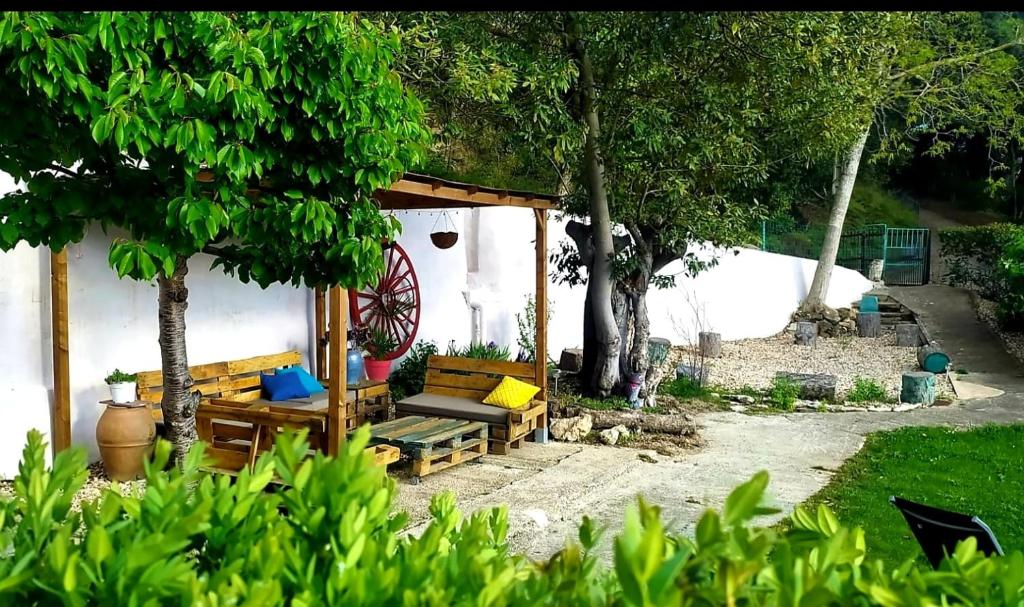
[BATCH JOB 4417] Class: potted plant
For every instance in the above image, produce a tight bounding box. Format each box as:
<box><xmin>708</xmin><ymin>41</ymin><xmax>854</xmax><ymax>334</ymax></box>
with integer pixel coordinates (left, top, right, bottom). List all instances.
<box><xmin>364</xmin><ymin>327</ymin><xmax>398</xmax><ymax>381</ymax></box>
<box><xmin>104</xmin><ymin>369</ymin><xmax>137</xmax><ymax>404</ymax></box>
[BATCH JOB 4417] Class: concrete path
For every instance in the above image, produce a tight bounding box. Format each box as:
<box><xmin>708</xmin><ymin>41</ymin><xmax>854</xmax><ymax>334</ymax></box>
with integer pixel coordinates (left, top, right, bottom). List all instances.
<box><xmin>395</xmin><ymin>285</ymin><xmax>1024</xmax><ymax>561</ymax></box>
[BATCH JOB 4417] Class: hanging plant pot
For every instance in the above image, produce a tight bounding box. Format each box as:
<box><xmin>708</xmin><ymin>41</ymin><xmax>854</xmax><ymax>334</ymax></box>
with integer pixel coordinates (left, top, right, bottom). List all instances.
<box><xmin>430</xmin><ymin>231</ymin><xmax>459</xmax><ymax>249</ymax></box>
<box><xmin>429</xmin><ymin>210</ymin><xmax>459</xmax><ymax>250</ymax></box>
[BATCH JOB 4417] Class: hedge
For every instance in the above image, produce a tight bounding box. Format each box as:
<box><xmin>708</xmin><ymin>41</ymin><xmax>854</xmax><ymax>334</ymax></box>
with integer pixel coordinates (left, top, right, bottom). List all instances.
<box><xmin>940</xmin><ymin>223</ymin><xmax>1024</xmax><ymax>327</ymax></box>
<box><xmin>2</xmin><ymin>429</ymin><xmax>1023</xmax><ymax>605</ymax></box>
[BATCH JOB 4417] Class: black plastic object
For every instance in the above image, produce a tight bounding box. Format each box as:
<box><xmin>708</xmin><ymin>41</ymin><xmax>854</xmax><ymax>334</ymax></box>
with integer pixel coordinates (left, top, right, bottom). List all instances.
<box><xmin>890</xmin><ymin>496</ymin><xmax>1003</xmax><ymax>569</ymax></box>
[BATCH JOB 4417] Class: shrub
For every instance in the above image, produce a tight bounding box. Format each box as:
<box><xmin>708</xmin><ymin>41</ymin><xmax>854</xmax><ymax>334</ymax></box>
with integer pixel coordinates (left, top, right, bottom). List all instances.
<box><xmin>846</xmin><ymin>377</ymin><xmax>889</xmax><ymax>403</ymax></box>
<box><xmin>447</xmin><ymin>340</ymin><xmax>511</xmax><ymax>361</ymax></box>
<box><xmin>388</xmin><ymin>340</ymin><xmax>437</xmax><ymax>401</ymax></box>
<box><xmin>3</xmin><ymin>431</ymin><xmax>1024</xmax><ymax>604</ymax></box>
<box><xmin>998</xmin><ymin>230</ymin><xmax>1024</xmax><ymax>329</ymax></box>
<box><xmin>769</xmin><ymin>375</ymin><xmax>800</xmax><ymax>410</ymax></box>
<box><xmin>659</xmin><ymin>376</ymin><xmax>712</xmax><ymax>400</ymax></box>
<box><xmin>939</xmin><ymin>223</ymin><xmax>1022</xmax><ymax>298</ymax></box>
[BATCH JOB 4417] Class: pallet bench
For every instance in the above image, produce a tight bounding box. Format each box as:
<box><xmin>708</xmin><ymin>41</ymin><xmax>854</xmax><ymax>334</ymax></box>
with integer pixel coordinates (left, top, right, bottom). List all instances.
<box><xmin>365</xmin><ymin>415</ymin><xmax>488</xmax><ymax>478</ymax></box>
<box><xmin>395</xmin><ymin>355</ymin><xmax>547</xmax><ymax>455</ymax></box>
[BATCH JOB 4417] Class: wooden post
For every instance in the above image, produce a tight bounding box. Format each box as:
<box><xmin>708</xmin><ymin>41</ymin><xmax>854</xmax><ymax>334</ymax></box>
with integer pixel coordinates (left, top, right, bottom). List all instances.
<box><xmin>50</xmin><ymin>249</ymin><xmax>71</xmax><ymax>454</ymax></box>
<box><xmin>794</xmin><ymin>321</ymin><xmax>817</xmax><ymax>346</ymax></box>
<box><xmin>857</xmin><ymin>311</ymin><xmax>881</xmax><ymax>338</ymax></box>
<box><xmin>901</xmin><ymin>371</ymin><xmax>935</xmax><ymax>405</ymax></box>
<box><xmin>698</xmin><ymin>332</ymin><xmax>722</xmax><ymax>357</ymax></box>
<box><xmin>534</xmin><ymin>208</ymin><xmax>549</xmax><ymax>443</ymax></box>
<box><xmin>895</xmin><ymin>323</ymin><xmax>921</xmax><ymax>347</ymax></box>
<box><xmin>327</xmin><ymin>286</ymin><xmax>347</xmax><ymax>456</ymax></box>
<box><xmin>314</xmin><ymin>287</ymin><xmax>326</xmax><ymax>380</ymax></box>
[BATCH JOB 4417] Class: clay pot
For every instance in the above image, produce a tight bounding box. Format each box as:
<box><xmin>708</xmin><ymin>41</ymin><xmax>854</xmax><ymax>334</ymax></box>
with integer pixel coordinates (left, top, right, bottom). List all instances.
<box><xmin>96</xmin><ymin>402</ymin><xmax>156</xmax><ymax>481</ymax></box>
<box><xmin>364</xmin><ymin>359</ymin><xmax>392</xmax><ymax>381</ymax></box>
<box><xmin>430</xmin><ymin>231</ymin><xmax>459</xmax><ymax>249</ymax></box>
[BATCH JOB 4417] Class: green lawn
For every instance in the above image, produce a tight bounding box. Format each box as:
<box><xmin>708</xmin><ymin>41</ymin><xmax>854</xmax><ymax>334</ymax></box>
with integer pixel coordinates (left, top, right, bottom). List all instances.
<box><xmin>802</xmin><ymin>424</ymin><xmax>1024</xmax><ymax>565</ymax></box>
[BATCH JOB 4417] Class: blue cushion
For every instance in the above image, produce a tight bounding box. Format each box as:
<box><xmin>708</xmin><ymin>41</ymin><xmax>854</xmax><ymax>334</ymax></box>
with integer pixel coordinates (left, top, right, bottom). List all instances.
<box><xmin>260</xmin><ymin>372</ymin><xmax>310</xmax><ymax>401</ymax></box>
<box><xmin>276</xmin><ymin>366</ymin><xmax>326</xmax><ymax>395</ymax></box>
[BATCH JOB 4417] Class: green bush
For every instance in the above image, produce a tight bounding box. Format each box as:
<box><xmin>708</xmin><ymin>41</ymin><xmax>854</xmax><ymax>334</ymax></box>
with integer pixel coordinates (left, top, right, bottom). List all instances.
<box><xmin>769</xmin><ymin>375</ymin><xmax>800</xmax><ymax>410</ymax></box>
<box><xmin>659</xmin><ymin>376</ymin><xmax>713</xmax><ymax>400</ymax></box>
<box><xmin>999</xmin><ymin>231</ymin><xmax>1024</xmax><ymax>329</ymax></box>
<box><xmin>846</xmin><ymin>377</ymin><xmax>889</xmax><ymax>403</ymax></box>
<box><xmin>388</xmin><ymin>340</ymin><xmax>437</xmax><ymax>401</ymax></box>
<box><xmin>4</xmin><ymin>431</ymin><xmax>1024</xmax><ymax>604</ymax></box>
<box><xmin>447</xmin><ymin>341</ymin><xmax>512</xmax><ymax>361</ymax></box>
<box><xmin>939</xmin><ymin>223</ymin><xmax>1022</xmax><ymax>298</ymax></box>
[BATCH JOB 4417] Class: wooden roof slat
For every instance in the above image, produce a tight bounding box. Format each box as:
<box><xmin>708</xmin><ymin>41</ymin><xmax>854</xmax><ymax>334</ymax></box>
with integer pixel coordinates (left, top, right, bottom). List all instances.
<box><xmin>375</xmin><ymin>173</ymin><xmax>558</xmax><ymax>211</ymax></box>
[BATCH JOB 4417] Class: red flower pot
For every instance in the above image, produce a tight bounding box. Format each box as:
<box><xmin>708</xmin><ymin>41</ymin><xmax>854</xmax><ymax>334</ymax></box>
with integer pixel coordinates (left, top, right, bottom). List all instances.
<box><xmin>364</xmin><ymin>358</ymin><xmax>393</xmax><ymax>382</ymax></box>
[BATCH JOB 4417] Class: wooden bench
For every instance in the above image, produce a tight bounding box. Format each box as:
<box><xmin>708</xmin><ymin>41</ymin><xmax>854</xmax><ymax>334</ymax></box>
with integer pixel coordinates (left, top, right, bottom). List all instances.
<box><xmin>395</xmin><ymin>355</ymin><xmax>547</xmax><ymax>455</ymax></box>
<box><xmin>135</xmin><ymin>351</ymin><xmax>397</xmax><ymax>473</ymax></box>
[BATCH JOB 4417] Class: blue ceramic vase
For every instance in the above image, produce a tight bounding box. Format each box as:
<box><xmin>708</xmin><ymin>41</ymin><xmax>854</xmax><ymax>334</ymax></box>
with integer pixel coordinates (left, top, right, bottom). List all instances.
<box><xmin>346</xmin><ymin>348</ymin><xmax>365</xmax><ymax>384</ymax></box>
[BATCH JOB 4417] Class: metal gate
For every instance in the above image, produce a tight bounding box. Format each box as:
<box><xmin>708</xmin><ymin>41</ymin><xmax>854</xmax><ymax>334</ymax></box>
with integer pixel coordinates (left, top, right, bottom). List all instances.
<box><xmin>837</xmin><ymin>224</ymin><xmax>887</xmax><ymax>276</ymax></box>
<box><xmin>883</xmin><ymin>228</ymin><xmax>930</xmax><ymax>286</ymax></box>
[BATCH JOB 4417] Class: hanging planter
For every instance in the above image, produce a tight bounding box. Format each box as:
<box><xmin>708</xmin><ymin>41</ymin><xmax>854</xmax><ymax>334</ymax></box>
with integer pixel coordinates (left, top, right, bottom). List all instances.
<box><xmin>429</xmin><ymin>210</ymin><xmax>459</xmax><ymax>249</ymax></box>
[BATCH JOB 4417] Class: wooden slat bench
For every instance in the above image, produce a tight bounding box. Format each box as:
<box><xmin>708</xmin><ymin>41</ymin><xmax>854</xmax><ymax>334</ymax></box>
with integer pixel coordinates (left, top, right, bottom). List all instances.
<box><xmin>394</xmin><ymin>355</ymin><xmax>547</xmax><ymax>455</ymax></box>
<box><xmin>135</xmin><ymin>352</ymin><xmax>397</xmax><ymax>473</ymax></box>
<box><xmin>366</xmin><ymin>416</ymin><xmax>488</xmax><ymax>478</ymax></box>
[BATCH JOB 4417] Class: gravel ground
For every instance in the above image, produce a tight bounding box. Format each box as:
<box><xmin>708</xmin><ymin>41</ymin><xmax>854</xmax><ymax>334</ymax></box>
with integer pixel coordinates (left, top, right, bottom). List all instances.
<box><xmin>668</xmin><ymin>331</ymin><xmax>954</xmax><ymax>402</ymax></box>
<box><xmin>974</xmin><ymin>296</ymin><xmax>1024</xmax><ymax>368</ymax></box>
<box><xmin>0</xmin><ymin>462</ymin><xmax>146</xmax><ymax>510</ymax></box>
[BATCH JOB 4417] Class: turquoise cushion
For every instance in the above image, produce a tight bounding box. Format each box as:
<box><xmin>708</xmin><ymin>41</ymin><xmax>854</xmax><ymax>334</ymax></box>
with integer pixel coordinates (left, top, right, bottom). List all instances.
<box><xmin>276</xmin><ymin>366</ymin><xmax>325</xmax><ymax>395</ymax></box>
<box><xmin>260</xmin><ymin>372</ymin><xmax>310</xmax><ymax>401</ymax></box>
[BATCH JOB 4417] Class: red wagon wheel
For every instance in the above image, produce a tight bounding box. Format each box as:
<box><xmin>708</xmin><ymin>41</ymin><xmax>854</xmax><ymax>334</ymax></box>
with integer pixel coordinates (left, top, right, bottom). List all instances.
<box><xmin>348</xmin><ymin>242</ymin><xmax>421</xmax><ymax>360</ymax></box>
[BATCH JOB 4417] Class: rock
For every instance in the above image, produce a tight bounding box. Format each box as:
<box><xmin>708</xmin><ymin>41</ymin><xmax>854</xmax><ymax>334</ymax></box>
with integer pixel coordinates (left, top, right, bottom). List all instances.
<box><xmin>775</xmin><ymin>372</ymin><xmax>837</xmax><ymax>401</ymax></box>
<box><xmin>676</xmin><ymin>364</ymin><xmax>710</xmax><ymax>384</ymax></box>
<box><xmin>549</xmin><ymin>414</ymin><xmax>592</xmax><ymax>442</ymax></box>
<box><xmin>708</xmin><ymin>392</ymin><xmax>721</xmax><ymax>400</ymax></box>
<box><xmin>729</xmin><ymin>405</ymin><xmax>748</xmax><ymax>413</ymax></box>
<box><xmin>839</xmin><ymin>319</ymin><xmax>857</xmax><ymax>333</ymax></box>
<box><xmin>725</xmin><ymin>394</ymin><xmax>755</xmax><ymax>405</ymax></box>
<box><xmin>817</xmin><ymin>320</ymin><xmax>834</xmax><ymax>337</ymax></box>
<box><xmin>837</xmin><ymin>307</ymin><xmax>854</xmax><ymax>321</ymax></box>
<box><xmin>637</xmin><ymin>451</ymin><xmax>659</xmax><ymax>464</ymax></box>
<box><xmin>822</xmin><ymin>307</ymin><xmax>840</xmax><ymax>324</ymax></box>
<box><xmin>523</xmin><ymin>508</ymin><xmax>550</xmax><ymax>529</ymax></box>
<box><xmin>559</xmin><ymin>348</ymin><xmax>583</xmax><ymax>373</ymax></box>
<box><xmin>599</xmin><ymin>427</ymin><xmax>621</xmax><ymax>445</ymax></box>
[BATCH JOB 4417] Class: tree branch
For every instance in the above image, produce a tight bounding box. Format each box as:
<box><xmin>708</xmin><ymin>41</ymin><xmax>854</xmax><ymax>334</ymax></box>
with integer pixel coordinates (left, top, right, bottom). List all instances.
<box><xmin>889</xmin><ymin>39</ymin><xmax>1022</xmax><ymax>82</ymax></box>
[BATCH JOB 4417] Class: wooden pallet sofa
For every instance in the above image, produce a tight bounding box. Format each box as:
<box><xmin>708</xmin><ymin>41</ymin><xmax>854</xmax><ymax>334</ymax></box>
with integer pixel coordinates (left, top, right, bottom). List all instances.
<box><xmin>394</xmin><ymin>355</ymin><xmax>548</xmax><ymax>455</ymax></box>
<box><xmin>135</xmin><ymin>351</ymin><xmax>397</xmax><ymax>472</ymax></box>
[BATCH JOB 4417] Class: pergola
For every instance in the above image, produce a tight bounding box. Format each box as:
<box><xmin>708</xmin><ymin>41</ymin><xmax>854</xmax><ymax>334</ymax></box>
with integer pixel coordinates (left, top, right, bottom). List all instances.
<box><xmin>48</xmin><ymin>173</ymin><xmax>558</xmax><ymax>457</ymax></box>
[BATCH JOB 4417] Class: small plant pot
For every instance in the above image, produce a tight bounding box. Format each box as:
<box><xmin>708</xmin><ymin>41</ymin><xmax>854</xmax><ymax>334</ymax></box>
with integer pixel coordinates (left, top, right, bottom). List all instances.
<box><xmin>430</xmin><ymin>231</ymin><xmax>459</xmax><ymax>249</ymax></box>
<box><xmin>364</xmin><ymin>359</ymin><xmax>392</xmax><ymax>382</ymax></box>
<box><xmin>109</xmin><ymin>381</ymin><xmax>137</xmax><ymax>404</ymax></box>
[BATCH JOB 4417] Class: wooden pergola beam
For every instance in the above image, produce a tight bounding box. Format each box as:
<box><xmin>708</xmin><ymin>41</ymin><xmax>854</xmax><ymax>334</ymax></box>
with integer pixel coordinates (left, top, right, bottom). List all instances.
<box><xmin>376</xmin><ymin>177</ymin><xmax>557</xmax><ymax>211</ymax></box>
<box><xmin>50</xmin><ymin>249</ymin><xmax>71</xmax><ymax>454</ymax></box>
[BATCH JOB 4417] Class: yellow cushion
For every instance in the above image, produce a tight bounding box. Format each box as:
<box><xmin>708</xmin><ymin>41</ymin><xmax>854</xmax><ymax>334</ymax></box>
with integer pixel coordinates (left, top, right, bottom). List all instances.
<box><xmin>482</xmin><ymin>376</ymin><xmax>540</xmax><ymax>409</ymax></box>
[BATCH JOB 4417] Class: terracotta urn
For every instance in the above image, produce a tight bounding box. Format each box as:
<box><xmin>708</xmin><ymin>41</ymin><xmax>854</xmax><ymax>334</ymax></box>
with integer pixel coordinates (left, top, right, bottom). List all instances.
<box><xmin>96</xmin><ymin>401</ymin><xmax>156</xmax><ymax>481</ymax></box>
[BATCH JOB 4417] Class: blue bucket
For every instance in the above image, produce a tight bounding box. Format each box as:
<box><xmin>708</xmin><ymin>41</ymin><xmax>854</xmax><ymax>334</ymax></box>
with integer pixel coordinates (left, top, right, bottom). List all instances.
<box><xmin>860</xmin><ymin>295</ymin><xmax>879</xmax><ymax>313</ymax></box>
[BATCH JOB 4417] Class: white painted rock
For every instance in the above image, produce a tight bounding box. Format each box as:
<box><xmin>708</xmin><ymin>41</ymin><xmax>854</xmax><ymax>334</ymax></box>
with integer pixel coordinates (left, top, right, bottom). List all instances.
<box><xmin>523</xmin><ymin>508</ymin><xmax>550</xmax><ymax>529</ymax></box>
<box><xmin>726</xmin><ymin>394</ymin><xmax>755</xmax><ymax>405</ymax></box>
<box><xmin>599</xmin><ymin>426</ymin><xmax>629</xmax><ymax>445</ymax></box>
<box><xmin>730</xmin><ymin>405</ymin><xmax>748</xmax><ymax>413</ymax></box>
<box><xmin>549</xmin><ymin>414</ymin><xmax>593</xmax><ymax>442</ymax></box>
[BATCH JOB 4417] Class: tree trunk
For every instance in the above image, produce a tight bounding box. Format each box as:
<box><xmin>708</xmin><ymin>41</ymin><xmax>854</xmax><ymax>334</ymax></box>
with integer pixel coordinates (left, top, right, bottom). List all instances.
<box><xmin>587</xmin><ymin>409</ymin><xmax>697</xmax><ymax>436</ymax></box>
<box><xmin>158</xmin><ymin>256</ymin><xmax>200</xmax><ymax>463</ymax></box>
<box><xmin>802</xmin><ymin>126</ymin><xmax>870</xmax><ymax>310</ymax></box>
<box><xmin>568</xmin><ymin>13</ymin><xmax>620</xmax><ymax>396</ymax></box>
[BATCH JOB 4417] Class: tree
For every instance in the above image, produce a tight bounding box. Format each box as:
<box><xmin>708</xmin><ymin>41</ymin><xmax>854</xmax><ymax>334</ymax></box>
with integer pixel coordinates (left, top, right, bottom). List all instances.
<box><xmin>0</xmin><ymin>12</ymin><xmax>428</xmax><ymax>459</ymax></box>
<box><xmin>395</xmin><ymin>12</ymin><xmax>874</xmax><ymax>399</ymax></box>
<box><xmin>801</xmin><ymin>12</ymin><xmax>1023</xmax><ymax>310</ymax></box>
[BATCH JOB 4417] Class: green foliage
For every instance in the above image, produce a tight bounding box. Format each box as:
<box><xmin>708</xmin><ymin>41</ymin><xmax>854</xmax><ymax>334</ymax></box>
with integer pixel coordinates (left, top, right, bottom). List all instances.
<box><xmin>845</xmin><ymin>180</ymin><xmax>918</xmax><ymax>227</ymax></box>
<box><xmin>658</xmin><ymin>376</ymin><xmax>717</xmax><ymax>401</ymax></box>
<box><xmin>0</xmin><ymin>12</ymin><xmax>429</xmax><ymax>290</ymax></box>
<box><xmin>560</xmin><ymin>392</ymin><xmax>633</xmax><ymax>412</ymax></box>
<box><xmin>940</xmin><ymin>223</ymin><xmax>1022</xmax><ymax>297</ymax></box>
<box><xmin>999</xmin><ymin>229</ymin><xmax>1024</xmax><ymax>329</ymax></box>
<box><xmin>6</xmin><ymin>430</ymin><xmax>1024</xmax><ymax>604</ymax></box>
<box><xmin>803</xmin><ymin>424</ymin><xmax>1024</xmax><ymax>565</ymax></box>
<box><xmin>769</xmin><ymin>376</ymin><xmax>800</xmax><ymax>411</ymax></box>
<box><xmin>102</xmin><ymin>369</ymin><xmax>136</xmax><ymax>384</ymax></box>
<box><xmin>447</xmin><ymin>341</ymin><xmax>511</xmax><ymax>361</ymax></box>
<box><xmin>365</xmin><ymin>327</ymin><xmax>398</xmax><ymax>361</ymax></box>
<box><xmin>846</xmin><ymin>377</ymin><xmax>889</xmax><ymax>403</ymax></box>
<box><xmin>388</xmin><ymin>340</ymin><xmax>437</xmax><ymax>401</ymax></box>
<box><xmin>515</xmin><ymin>296</ymin><xmax>551</xmax><ymax>363</ymax></box>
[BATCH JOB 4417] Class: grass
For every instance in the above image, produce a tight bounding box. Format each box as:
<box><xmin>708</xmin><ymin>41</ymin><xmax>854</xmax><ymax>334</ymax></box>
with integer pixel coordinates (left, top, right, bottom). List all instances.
<box><xmin>768</xmin><ymin>376</ymin><xmax>799</xmax><ymax>411</ymax></box>
<box><xmin>801</xmin><ymin>424</ymin><xmax>1024</xmax><ymax>565</ymax></box>
<box><xmin>659</xmin><ymin>376</ymin><xmax>719</xmax><ymax>401</ymax></box>
<box><xmin>845</xmin><ymin>377</ymin><xmax>890</xmax><ymax>403</ymax></box>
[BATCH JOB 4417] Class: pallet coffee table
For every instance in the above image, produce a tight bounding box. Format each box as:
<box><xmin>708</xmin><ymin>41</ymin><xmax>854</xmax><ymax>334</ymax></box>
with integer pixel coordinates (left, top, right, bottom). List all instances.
<box><xmin>363</xmin><ymin>416</ymin><xmax>488</xmax><ymax>479</ymax></box>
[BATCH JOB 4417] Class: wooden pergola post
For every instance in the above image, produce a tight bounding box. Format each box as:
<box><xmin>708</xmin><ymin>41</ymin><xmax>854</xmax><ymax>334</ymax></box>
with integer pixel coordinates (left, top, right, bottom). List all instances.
<box><xmin>534</xmin><ymin>209</ymin><xmax>548</xmax><ymax>401</ymax></box>
<box><xmin>314</xmin><ymin>287</ymin><xmax>326</xmax><ymax>381</ymax></box>
<box><xmin>50</xmin><ymin>249</ymin><xmax>72</xmax><ymax>454</ymax></box>
<box><xmin>326</xmin><ymin>286</ymin><xmax>347</xmax><ymax>456</ymax></box>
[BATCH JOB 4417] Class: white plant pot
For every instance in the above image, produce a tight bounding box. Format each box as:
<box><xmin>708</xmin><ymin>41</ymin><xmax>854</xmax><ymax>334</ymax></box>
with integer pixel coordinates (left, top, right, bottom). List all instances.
<box><xmin>109</xmin><ymin>382</ymin><xmax>136</xmax><ymax>404</ymax></box>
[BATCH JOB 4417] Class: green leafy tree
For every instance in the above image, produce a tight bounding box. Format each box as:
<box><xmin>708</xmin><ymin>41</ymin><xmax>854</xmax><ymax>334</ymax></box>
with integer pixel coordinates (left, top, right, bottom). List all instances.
<box><xmin>802</xmin><ymin>12</ymin><xmax>1024</xmax><ymax>311</ymax></box>
<box><xmin>393</xmin><ymin>12</ymin><xmax>871</xmax><ymax>398</ymax></box>
<box><xmin>0</xmin><ymin>12</ymin><xmax>428</xmax><ymax>458</ymax></box>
